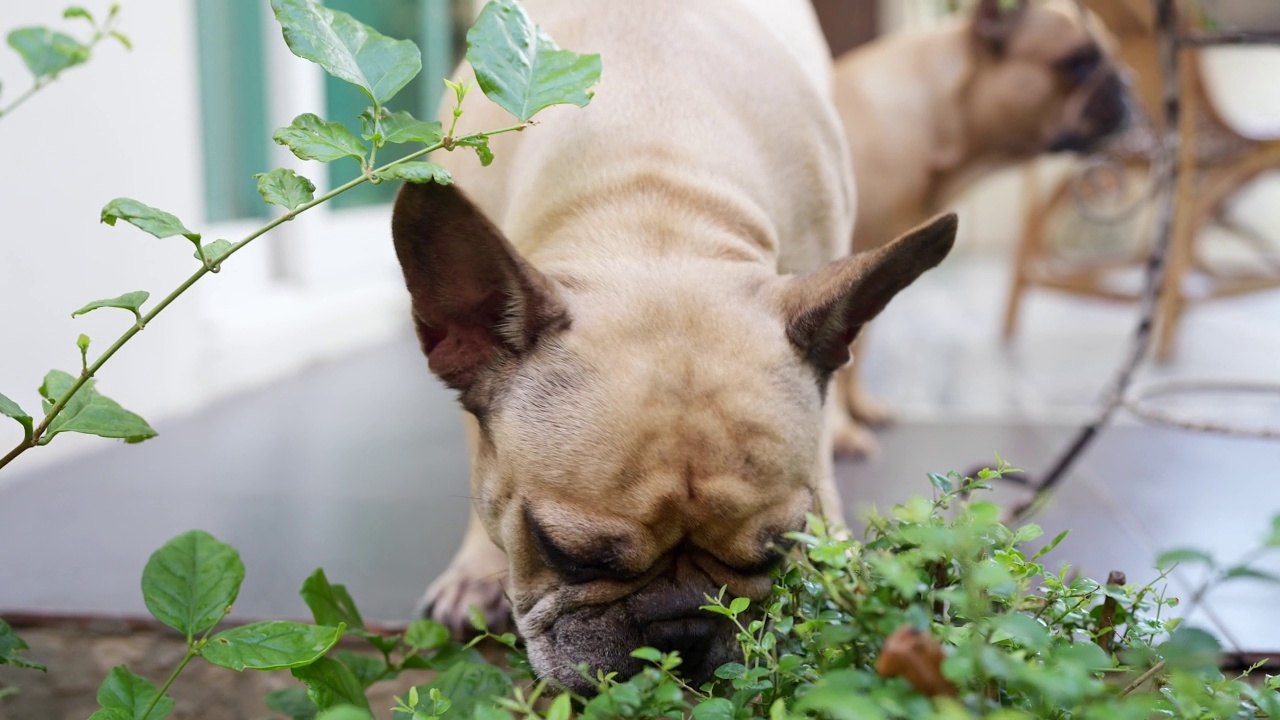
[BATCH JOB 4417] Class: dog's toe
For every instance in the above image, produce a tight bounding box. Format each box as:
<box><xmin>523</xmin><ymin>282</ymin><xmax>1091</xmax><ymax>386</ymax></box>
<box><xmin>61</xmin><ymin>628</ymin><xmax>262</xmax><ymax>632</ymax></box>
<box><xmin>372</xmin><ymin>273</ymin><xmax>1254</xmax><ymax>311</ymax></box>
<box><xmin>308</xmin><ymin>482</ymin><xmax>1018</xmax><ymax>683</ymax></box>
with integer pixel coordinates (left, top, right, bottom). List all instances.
<box><xmin>417</xmin><ymin>565</ymin><xmax>512</xmax><ymax>640</ymax></box>
<box><xmin>832</xmin><ymin>416</ymin><xmax>882</xmax><ymax>459</ymax></box>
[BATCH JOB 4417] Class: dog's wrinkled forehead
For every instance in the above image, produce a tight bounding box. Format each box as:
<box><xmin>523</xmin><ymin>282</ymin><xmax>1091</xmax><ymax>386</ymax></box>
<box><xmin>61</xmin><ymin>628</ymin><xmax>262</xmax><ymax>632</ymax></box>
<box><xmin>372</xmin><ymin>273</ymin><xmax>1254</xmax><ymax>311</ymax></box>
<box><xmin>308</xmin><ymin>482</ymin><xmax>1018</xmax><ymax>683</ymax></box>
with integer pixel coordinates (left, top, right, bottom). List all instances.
<box><xmin>1005</xmin><ymin>4</ymin><xmax>1098</xmax><ymax>63</ymax></box>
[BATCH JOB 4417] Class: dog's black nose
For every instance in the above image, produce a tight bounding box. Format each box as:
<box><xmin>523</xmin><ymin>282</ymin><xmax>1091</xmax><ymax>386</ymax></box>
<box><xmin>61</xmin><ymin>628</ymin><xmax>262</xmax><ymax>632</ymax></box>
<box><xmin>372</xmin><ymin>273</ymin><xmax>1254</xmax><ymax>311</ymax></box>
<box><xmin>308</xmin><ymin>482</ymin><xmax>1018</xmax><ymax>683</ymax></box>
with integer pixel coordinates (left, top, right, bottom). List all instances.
<box><xmin>643</xmin><ymin>616</ymin><xmax>721</xmax><ymax>670</ymax></box>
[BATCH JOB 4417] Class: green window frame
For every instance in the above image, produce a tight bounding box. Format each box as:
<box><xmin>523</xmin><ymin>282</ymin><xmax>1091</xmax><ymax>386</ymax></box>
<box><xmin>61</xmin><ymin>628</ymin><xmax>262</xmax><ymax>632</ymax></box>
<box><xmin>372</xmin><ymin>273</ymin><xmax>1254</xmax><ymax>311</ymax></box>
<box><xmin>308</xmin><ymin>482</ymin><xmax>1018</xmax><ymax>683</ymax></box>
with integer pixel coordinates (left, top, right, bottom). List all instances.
<box><xmin>195</xmin><ymin>0</ymin><xmax>467</xmax><ymax>221</ymax></box>
<box><xmin>195</xmin><ymin>0</ymin><xmax>271</xmax><ymax>223</ymax></box>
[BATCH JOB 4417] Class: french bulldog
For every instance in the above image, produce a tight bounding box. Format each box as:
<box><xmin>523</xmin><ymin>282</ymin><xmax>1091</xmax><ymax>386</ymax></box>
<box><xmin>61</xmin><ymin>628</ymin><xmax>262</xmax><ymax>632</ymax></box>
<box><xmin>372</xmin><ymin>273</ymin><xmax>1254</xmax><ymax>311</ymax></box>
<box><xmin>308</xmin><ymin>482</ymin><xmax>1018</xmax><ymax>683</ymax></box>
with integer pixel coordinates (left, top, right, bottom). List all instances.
<box><xmin>828</xmin><ymin>0</ymin><xmax>1128</xmax><ymax>456</ymax></box>
<box><xmin>391</xmin><ymin>0</ymin><xmax>957</xmax><ymax>694</ymax></box>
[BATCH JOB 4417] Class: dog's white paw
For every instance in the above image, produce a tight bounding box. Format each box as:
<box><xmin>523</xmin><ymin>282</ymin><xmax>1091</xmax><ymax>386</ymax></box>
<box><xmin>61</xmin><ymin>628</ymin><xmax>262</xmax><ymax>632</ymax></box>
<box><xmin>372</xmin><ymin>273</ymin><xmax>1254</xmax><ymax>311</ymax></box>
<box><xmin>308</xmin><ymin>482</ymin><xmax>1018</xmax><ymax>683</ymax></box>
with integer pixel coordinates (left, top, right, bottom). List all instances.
<box><xmin>416</xmin><ymin>561</ymin><xmax>512</xmax><ymax>640</ymax></box>
<box><xmin>831</xmin><ymin>414</ymin><xmax>882</xmax><ymax>459</ymax></box>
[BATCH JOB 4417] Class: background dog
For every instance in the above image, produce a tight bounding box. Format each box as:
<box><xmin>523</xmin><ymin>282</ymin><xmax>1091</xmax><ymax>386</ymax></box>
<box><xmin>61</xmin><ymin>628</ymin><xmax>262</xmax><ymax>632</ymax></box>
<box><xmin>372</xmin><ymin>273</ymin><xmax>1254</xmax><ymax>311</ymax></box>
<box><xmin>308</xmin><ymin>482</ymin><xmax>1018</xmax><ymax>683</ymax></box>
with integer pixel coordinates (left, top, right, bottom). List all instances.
<box><xmin>828</xmin><ymin>0</ymin><xmax>1128</xmax><ymax>456</ymax></box>
<box><xmin>390</xmin><ymin>0</ymin><xmax>956</xmax><ymax>694</ymax></box>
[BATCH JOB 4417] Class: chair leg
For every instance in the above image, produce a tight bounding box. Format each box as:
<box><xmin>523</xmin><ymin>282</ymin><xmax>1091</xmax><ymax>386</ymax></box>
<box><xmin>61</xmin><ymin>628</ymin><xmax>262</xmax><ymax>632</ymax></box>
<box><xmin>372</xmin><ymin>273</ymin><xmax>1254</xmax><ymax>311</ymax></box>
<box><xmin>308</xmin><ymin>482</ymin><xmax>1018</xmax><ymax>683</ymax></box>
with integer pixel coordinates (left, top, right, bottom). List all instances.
<box><xmin>1155</xmin><ymin>48</ymin><xmax>1200</xmax><ymax>363</ymax></box>
<box><xmin>1002</xmin><ymin>163</ymin><xmax>1046</xmax><ymax>341</ymax></box>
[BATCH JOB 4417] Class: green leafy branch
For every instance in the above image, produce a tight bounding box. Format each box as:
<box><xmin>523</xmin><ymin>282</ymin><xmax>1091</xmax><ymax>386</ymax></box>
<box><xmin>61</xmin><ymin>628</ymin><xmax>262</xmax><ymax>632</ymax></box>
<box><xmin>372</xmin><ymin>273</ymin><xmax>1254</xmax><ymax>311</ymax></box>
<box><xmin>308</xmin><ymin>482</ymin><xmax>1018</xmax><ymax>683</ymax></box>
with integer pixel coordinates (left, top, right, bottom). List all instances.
<box><xmin>0</xmin><ymin>0</ymin><xmax>600</xmax><ymax>473</ymax></box>
<box><xmin>0</xmin><ymin>4</ymin><xmax>131</xmax><ymax>121</ymax></box>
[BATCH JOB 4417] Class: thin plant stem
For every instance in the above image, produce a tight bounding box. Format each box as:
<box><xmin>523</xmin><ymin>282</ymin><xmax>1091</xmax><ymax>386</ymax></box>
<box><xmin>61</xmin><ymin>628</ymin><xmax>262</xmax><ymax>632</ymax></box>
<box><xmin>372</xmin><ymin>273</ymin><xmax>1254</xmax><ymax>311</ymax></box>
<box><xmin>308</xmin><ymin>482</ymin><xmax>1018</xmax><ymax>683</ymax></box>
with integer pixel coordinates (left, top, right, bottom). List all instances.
<box><xmin>0</xmin><ymin>122</ymin><xmax>530</xmax><ymax>472</ymax></box>
<box><xmin>0</xmin><ymin>80</ymin><xmax>47</xmax><ymax>120</ymax></box>
<box><xmin>140</xmin><ymin>649</ymin><xmax>196</xmax><ymax>720</ymax></box>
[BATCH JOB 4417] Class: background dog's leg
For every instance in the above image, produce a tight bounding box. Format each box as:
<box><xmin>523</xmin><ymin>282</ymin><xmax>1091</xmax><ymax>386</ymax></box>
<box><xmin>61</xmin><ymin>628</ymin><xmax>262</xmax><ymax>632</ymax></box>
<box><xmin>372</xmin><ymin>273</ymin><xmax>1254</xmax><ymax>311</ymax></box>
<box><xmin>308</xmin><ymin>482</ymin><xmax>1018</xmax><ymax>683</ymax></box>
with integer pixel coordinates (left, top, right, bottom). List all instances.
<box><xmin>416</xmin><ymin>509</ymin><xmax>512</xmax><ymax>639</ymax></box>
<box><xmin>842</xmin><ymin>332</ymin><xmax>895</xmax><ymax>427</ymax></box>
<box><xmin>830</xmin><ymin>330</ymin><xmax>897</xmax><ymax>458</ymax></box>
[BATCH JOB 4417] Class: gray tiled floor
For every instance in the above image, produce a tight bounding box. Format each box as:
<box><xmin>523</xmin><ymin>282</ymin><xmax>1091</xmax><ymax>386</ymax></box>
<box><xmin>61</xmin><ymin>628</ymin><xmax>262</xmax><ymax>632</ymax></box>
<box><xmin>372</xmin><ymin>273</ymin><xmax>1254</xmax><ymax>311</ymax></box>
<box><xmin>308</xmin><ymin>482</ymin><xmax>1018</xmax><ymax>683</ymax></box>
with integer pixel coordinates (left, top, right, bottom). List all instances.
<box><xmin>1</xmin><ymin>255</ymin><xmax>1278</xmax><ymax>653</ymax></box>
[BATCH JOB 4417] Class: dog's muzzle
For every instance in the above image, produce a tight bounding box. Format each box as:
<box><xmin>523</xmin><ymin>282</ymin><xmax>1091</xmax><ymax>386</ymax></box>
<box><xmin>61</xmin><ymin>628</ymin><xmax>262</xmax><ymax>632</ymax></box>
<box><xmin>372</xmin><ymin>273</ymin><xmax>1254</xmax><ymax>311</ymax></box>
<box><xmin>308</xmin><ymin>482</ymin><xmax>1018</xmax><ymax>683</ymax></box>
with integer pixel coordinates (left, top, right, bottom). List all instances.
<box><xmin>1050</xmin><ymin>68</ymin><xmax>1131</xmax><ymax>153</ymax></box>
<box><xmin>525</xmin><ymin>569</ymin><xmax>747</xmax><ymax>696</ymax></box>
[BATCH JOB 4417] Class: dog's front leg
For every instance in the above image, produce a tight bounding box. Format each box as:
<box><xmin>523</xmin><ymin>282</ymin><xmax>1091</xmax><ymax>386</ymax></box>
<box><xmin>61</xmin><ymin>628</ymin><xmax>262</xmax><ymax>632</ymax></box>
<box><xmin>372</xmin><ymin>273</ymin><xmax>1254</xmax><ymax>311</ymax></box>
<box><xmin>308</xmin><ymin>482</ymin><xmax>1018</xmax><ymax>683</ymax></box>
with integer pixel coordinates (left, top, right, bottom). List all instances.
<box><xmin>416</xmin><ymin>507</ymin><xmax>512</xmax><ymax>638</ymax></box>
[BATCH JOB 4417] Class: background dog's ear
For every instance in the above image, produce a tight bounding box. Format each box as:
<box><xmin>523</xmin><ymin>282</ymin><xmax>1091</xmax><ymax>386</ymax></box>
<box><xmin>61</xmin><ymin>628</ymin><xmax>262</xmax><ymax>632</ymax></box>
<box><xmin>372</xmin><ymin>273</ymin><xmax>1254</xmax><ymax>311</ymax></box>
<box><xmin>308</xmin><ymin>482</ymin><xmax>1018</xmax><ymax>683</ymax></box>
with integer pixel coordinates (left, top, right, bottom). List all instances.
<box><xmin>781</xmin><ymin>213</ymin><xmax>957</xmax><ymax>377</ymax></box>
<box><xmin>973</xmin><ymin>0</ymin><xmax>1029</xmax><ymax>57</ymax></box>
<box><xmin>391</xmin><ymin>181</ymin><xmax>568</xmax><ymax>398</ymax></box>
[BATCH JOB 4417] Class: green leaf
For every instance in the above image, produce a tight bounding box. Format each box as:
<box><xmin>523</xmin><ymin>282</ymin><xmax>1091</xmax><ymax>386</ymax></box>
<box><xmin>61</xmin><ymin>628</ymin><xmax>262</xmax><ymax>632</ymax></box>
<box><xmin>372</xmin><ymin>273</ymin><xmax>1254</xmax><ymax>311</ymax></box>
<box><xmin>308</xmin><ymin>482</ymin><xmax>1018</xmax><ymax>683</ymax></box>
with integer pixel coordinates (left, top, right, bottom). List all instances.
<box><xmin>273</xmin><ymin>113</ymin><xmax>368</xmax><ymax>164</ymax></box>
<box><xmin>928</xmin><ymin>472</ymin><xmax>953</xmax><ymax>493</ymax></box>
<box><xmin>0</xmin><ymin>392</ymin><xmax>34</xmax><ymax>445</ymax></box>
<box><xmin>690</xmin><ymin>698</ymin><xmax>736</xmax><ymax>720</ymax></box>
<box><xmin>314</xmin><ymin>708</ymin><xmax>374</xmax><ymax>720</ymax></box>
<box><xmin>95</xmin><ymin>665</ymin><xmax>174</xmax><ymax>720</ymax></box>
<box><xmin>195</xmin><ymin>239</ymin><xmax>234</xmax><ymax>266</ymax></box>
<box><xmin>202</xmin><ymin>621</ymin><xmax>343</xmax><ymax>671</ymax></box>
<box><xmin>544</xmin><ymin>694</ymin><xmax>571</xmax><ymax>720</ymax></box>
<box><xmin>1155</xmin><ymin>547</ymin><xmax>1215</xmax><ymax>570</ymax></box>
<box><xmin>141</xmin><ymin>529</ymin><xmax>244</xmax><ymax>638</ymax></box>
<box><xmin>299</xmin><ymin>568</ymin><xmax>366</xmax><ymax>631</ymax></box>
<box><xmin>270</xmin><ymin>0</ymin><xmax>421</xmax><ymax>105</ymax></box>
<box><xmin>377</xmin><ymin>110</ymin><xmax>442</xmax><ymax>146</ymax></box>
<box><xmin>335</xmin><ymin>651</ymin><xmax>388</xmax><ymax>687</ymax></box>
<box><xmin>109</xmin><ymin>31</ymin><xmax>132</xmax><ymax>50</ymax></box>
<box><xmin>991</xmin><ymin>613</ymin><xmax>1051</xmax><ymax>652</ymax></box>
<box><xmin>454</xmin><ymin>136</ymin><xmax>493</xmax><ymax>166</ymax></box>
<box><xmin>404</xmin><ymin>619</ymin><xmax>449</xmax><ymax>652</ymax></box>
<box><xmin>7</xmin><ymin>27</ymin><xmax>89</xmax><ymax>78</ymax></box>
<box><xmin>728</xmin><ymin>597</ymin><xmax>751</xmax><ymax>615</ymax></box>
<box><xmin>64</xmin><ymin>7</ymin><xmax>95</xmax><ymax>22</ymax></box>
<box><xmin>376</xmin><ymin>162</ymin><xmax>452</xmax><ymax>185</ymax></box>
<box><xmin>72</xmin><ymin>291</ymin><xmax>149</xmax><ymax>322</ymax></box>
<box><xmin>100</xmin><ymin>198</ymin><xmax>201</xmax><ymax>246</ymax></box>
<box><xmin>266</xmin><ymin>687</ymin><xmax>318</xmax><ymax>720</ymax></box>
<box><xmin>0</xmin><ymin>619</ymin><xmax>45</xmax><ymax>671</ymax></box>
<box><xmin>465</xmin><ymin>0</ymin><xmax>601</xmax><ymax>122</ymax></box>
<box><xmin>1158</xmin><ymin>626</ymin><xmax>1221</xmax><ymax>673</ymax></box>
<box><xmin>1268</xmin><ymin>513</ymin><xmax>1280</xmax><ymax>547</ymax></box>
<box><xmin>37</xmin><ymin>369</ymin><xmax>156</xmax><ymax>445</ymax></box>
<box><xmin>630</xmin><ymin>647</ymin><xmax>662</xmax><ymax>663</ymax></box>
<box><xmin>1223</xmin><ymin>566</ymin><xmax>1280</xmax><ymax>583</ymax></box>
<box><xmin>255</xmin><ymin>168</ymin><xmax>316</xmax><ymax>211</ymax></box>
<box><xmin>714</xmin><ymin>663</ymin><xmax>747</xmax><ymax>679</ymax></box>
<box><xmin>1031</xmin><ymin>529</ymin><xmax>1070</xmax><ymax>560</ymax></box>
<box><xmin>412</xmin><ymin>661</ymin><xmax>512</xmax><ymax>719</ymax></box>
<box><xmin>291</xmin><ymin>656</ymin><xmax>371</xmax><ymax>712</ymax></box>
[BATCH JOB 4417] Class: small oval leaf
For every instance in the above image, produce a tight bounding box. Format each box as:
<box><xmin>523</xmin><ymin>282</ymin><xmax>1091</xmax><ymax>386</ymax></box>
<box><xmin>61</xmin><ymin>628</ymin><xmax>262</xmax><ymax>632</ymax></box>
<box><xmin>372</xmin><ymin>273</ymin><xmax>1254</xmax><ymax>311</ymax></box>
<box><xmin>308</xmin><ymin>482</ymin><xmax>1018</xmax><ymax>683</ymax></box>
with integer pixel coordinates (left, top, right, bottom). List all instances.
<box><xmin>465</xmin><ymin>0</ymin><xmax>601</xmax><ymax>122</ymax></box>
<box><xmin>100</xmin><ymin>198</ymin><xmax>201</xmax><ymax>245</ymax></box>
<box><xmin>72</xmin><ymin>291</ymin><xmax>149</xmax><ymax>321</ymax></box>
<box><xmin>273</xmin><ymin>113</ymin><xmax>368</xmax><ymax>164</ymax></box>
<box><xmin>255</xmin><ymin>168</ymin><xmax>316</xmax><ymax>211</ymax></box>
<box><xmin>203</xmin><ymin>621</ymin><xmax>343</xmax><ymax>671</ymax></box>
<box><xmin>141</xmin><ymin>530</ymin><xmax>244</xmax><ymax>638</ymax></box>
<box><xmin>375</xmin><ymin>162</ymin><xmax>451</xmax><ymax>186</ymax></box>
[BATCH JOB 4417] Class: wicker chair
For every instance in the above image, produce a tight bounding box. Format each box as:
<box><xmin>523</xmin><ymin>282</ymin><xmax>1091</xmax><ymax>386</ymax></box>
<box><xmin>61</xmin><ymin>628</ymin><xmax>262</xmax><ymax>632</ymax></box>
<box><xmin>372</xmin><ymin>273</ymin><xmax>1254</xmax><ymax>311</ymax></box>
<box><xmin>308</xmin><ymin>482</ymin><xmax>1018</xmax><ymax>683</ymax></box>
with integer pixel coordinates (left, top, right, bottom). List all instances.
<box><xmin>1002</xmin><ymin>0</ymin><xmax>1280</xmax><ymax>360</ymax></box>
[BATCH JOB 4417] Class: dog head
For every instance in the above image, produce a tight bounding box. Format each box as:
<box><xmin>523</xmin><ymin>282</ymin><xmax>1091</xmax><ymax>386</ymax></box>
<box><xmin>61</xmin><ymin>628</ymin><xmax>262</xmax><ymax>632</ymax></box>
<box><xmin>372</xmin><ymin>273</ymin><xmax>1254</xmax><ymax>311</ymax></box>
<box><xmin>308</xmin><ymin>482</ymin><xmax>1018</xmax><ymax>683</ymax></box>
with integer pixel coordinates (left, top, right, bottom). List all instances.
<box><xmin>392</xmin><ymin>181</ymin><xmax>956</xmax><ymax>693</ymax></box>
<box><xmin>966</xmin><ymin>0</ymin><xmax>1129</xmax><ymax>154</ymax></box>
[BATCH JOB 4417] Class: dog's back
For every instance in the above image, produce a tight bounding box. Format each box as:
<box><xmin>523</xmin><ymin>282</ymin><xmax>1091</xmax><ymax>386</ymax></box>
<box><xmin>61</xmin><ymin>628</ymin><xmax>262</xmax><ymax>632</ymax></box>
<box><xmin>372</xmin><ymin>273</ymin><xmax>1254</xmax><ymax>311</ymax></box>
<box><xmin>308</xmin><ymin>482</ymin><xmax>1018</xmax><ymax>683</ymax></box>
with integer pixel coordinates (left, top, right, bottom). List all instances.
<box><xmin>439</xmin><ymin>0</ymin><xmax>856</xmax><ymax>276</ymax></box>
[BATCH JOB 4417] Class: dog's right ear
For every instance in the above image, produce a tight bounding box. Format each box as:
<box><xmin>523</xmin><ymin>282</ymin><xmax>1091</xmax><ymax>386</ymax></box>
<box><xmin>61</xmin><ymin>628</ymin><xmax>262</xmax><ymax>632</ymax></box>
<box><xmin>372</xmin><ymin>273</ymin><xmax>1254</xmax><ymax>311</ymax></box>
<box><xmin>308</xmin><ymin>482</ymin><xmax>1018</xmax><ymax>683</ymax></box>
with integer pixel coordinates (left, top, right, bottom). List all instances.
<box><xmin>391</xmin><ymin>181</ymin><xmax>568</xmax><ymax>400</ymax></box>
<box><xmin>973</xmin><ymin>0</ymin><xmax>1029</xmax><ymax>57</ymax></box>
<box><xmin>779</xmin><ymin>213</ymin><xmax>957</xmax><ymax>378</ymax></box>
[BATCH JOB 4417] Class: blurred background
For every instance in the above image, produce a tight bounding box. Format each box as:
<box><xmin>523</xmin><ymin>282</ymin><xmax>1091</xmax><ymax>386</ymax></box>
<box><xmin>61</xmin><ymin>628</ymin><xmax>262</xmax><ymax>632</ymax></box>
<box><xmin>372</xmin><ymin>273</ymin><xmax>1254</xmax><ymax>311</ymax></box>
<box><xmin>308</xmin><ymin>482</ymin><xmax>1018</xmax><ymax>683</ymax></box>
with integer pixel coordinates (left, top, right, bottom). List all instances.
<box><xmin>0</xmin><ymin>0</ymin><xmax>1278</xmax><ymax>654</ymax></box>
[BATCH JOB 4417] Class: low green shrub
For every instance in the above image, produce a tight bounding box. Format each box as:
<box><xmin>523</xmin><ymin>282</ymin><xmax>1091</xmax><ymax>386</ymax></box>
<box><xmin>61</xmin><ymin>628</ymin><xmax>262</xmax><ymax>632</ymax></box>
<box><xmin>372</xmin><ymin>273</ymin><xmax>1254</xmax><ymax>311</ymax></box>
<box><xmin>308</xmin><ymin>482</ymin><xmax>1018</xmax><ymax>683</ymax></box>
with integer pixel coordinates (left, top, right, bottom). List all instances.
<box><xmin>8</xmin><ymin>465</ymin><xmax>1275</xmax><ymax>719</ymax></box>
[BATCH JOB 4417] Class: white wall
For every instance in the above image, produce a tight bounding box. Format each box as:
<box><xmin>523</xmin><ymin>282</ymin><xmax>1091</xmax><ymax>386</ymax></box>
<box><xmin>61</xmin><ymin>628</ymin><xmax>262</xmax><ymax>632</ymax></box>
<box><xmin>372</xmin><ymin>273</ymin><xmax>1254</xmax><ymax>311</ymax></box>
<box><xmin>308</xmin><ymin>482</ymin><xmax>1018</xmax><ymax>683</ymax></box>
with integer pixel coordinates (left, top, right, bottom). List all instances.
<box><xmin>0</xmin><ymin>0</ymin><xmax>408</xmax><ymax>476</ymax></box>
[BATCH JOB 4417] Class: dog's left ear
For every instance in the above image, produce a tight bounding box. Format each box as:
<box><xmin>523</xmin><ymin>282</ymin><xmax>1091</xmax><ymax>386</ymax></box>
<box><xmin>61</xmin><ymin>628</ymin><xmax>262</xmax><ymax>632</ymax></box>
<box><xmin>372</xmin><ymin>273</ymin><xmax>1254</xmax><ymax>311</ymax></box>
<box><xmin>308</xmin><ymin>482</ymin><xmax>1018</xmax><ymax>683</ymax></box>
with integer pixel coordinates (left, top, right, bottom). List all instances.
<box><xmin>780</xmin><ymin>213</ymin><xmax>957</xmax><ymax>377</ymax></box>
<box><xmin>391</xmin><ymin>181</ymin><xmax>568</xmax><ymax>400</ymax></box>
<box><xmin>973</xmin><ymin>0</ymin><xmax>1029</xmax><ymax>56</ymax></box>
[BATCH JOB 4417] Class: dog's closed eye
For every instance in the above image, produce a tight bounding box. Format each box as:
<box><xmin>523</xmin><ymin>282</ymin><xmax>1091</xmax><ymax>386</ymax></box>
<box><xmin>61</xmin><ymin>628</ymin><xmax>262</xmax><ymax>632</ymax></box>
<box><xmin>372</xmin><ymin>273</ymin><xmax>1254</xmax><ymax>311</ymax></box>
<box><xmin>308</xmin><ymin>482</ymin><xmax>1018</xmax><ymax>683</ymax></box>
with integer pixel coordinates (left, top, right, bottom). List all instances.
<box><xmin>1055</xmin><ymin>45</ymin><xmax>1102</xmax><ymax>84</ymax></box>
<box><xmin>525</xmin><ymin>507</ymin><xmax>641</xmax><ymax>584</ymax></box>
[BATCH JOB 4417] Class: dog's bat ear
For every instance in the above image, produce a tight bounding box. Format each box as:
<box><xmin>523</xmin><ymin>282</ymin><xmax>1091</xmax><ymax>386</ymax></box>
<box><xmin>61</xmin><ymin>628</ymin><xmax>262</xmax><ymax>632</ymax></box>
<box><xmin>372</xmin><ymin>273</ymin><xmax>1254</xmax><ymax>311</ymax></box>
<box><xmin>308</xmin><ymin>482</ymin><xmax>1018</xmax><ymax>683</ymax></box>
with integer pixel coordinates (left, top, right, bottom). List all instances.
<box><xmin>391</xmin><ymin>181</ymin><xmax>568</xmax><ymax>397</ymax></box>
<box><xmin>780</xmin><ymin>213</ymin><xmax>957</xmax><ymax>377</ymax></box>
<box><xmin>973</xmin><ymin>0</ymin><xmax>1029</xmax><ymax>57</ymax></box>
